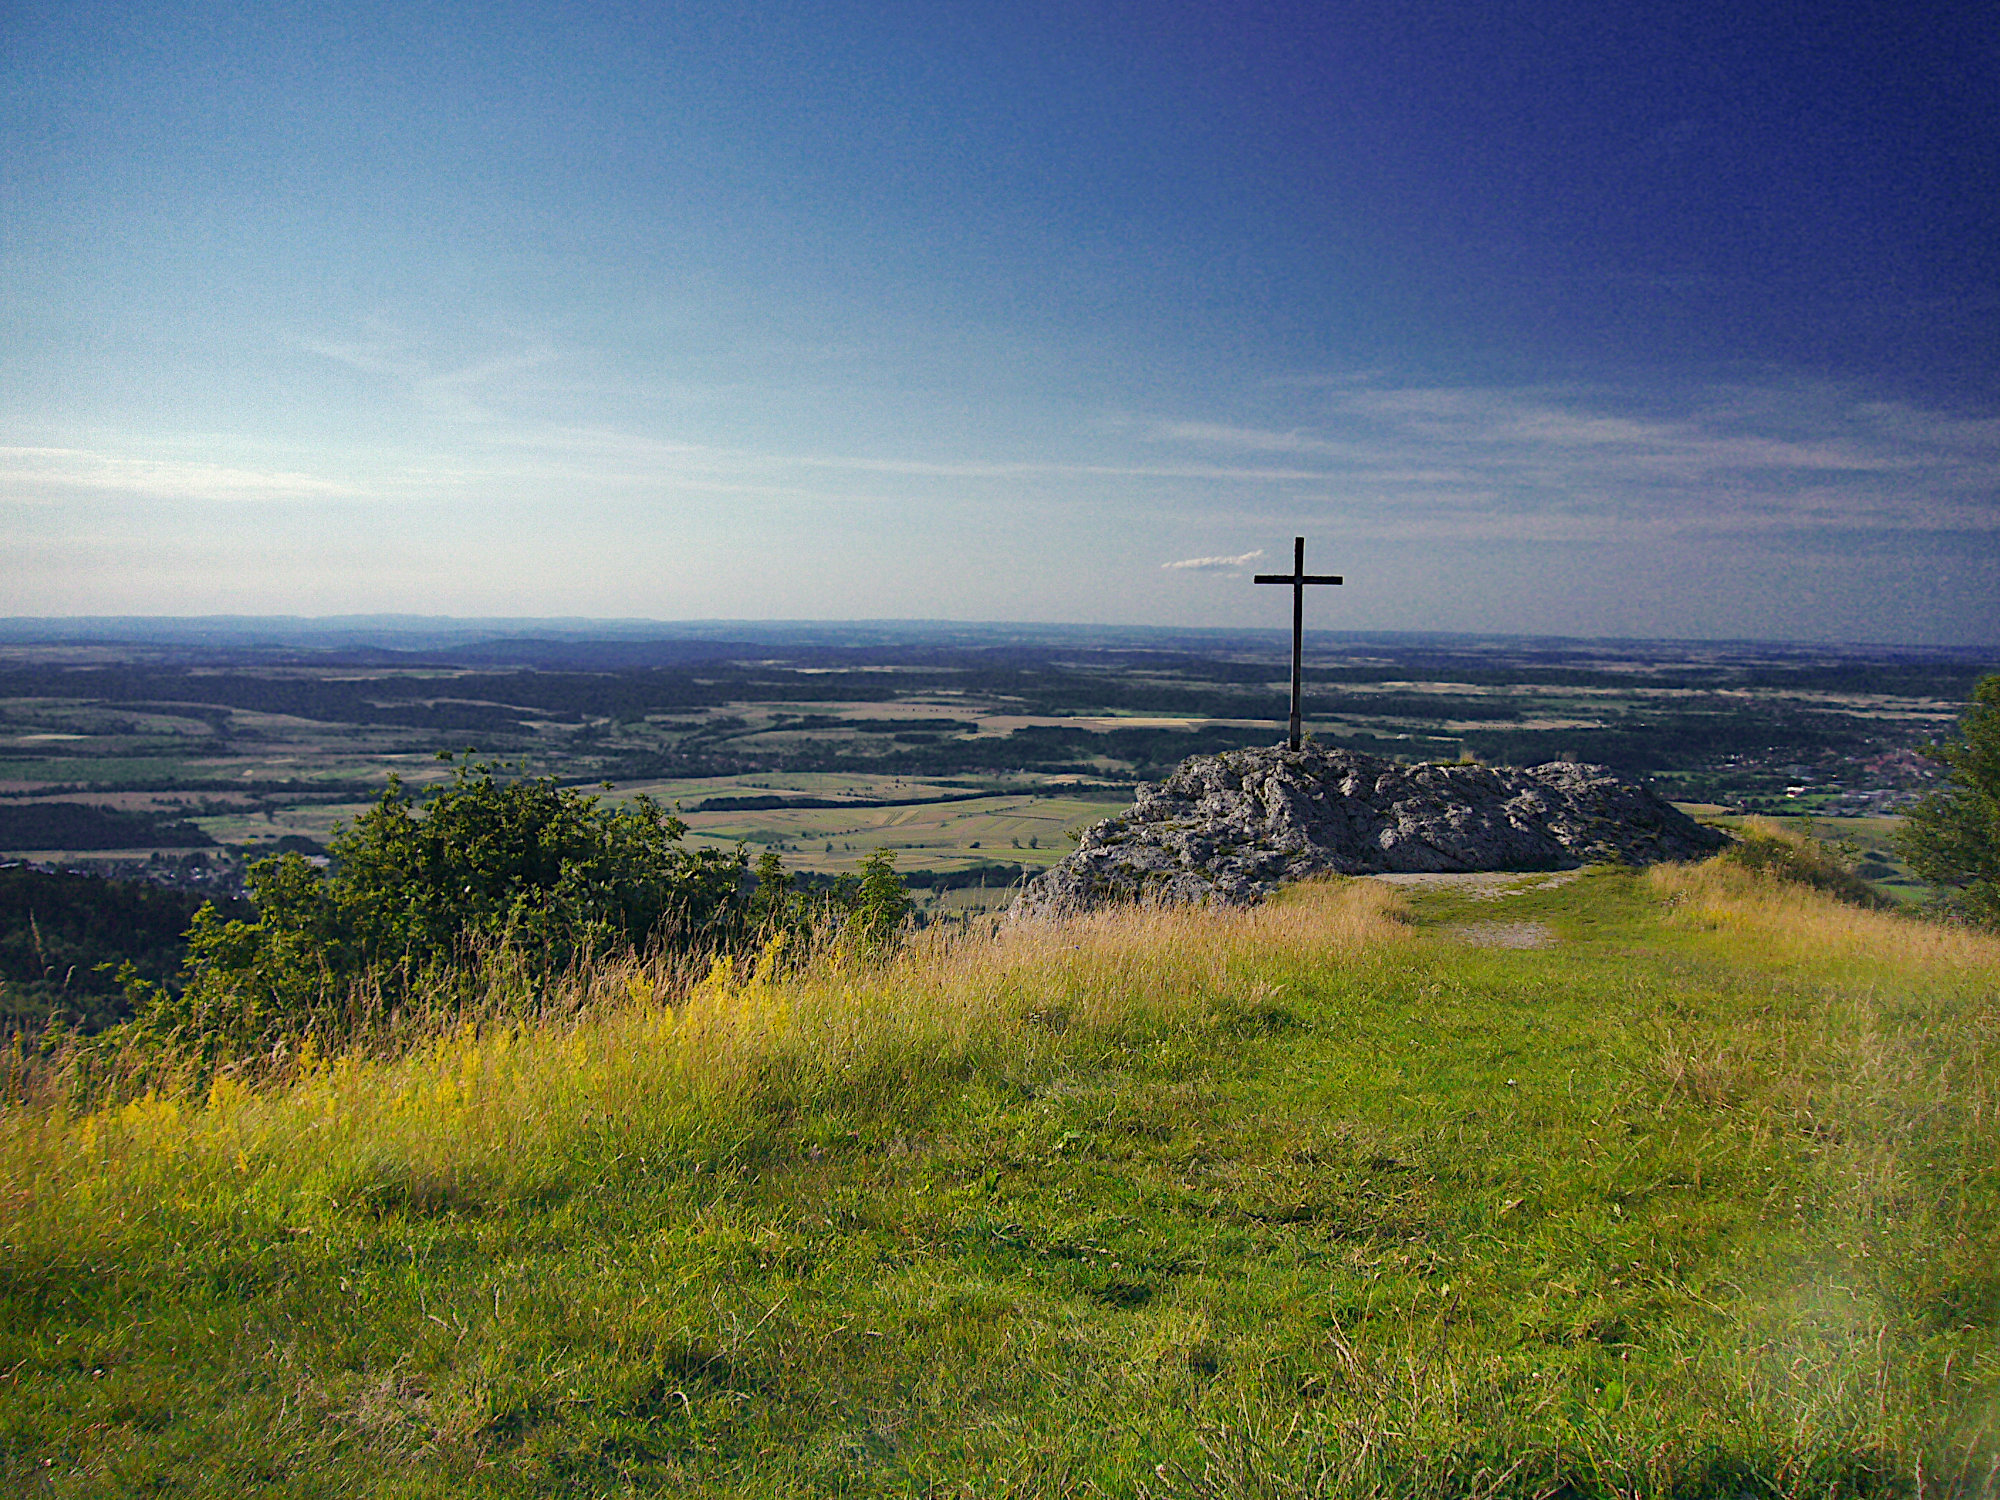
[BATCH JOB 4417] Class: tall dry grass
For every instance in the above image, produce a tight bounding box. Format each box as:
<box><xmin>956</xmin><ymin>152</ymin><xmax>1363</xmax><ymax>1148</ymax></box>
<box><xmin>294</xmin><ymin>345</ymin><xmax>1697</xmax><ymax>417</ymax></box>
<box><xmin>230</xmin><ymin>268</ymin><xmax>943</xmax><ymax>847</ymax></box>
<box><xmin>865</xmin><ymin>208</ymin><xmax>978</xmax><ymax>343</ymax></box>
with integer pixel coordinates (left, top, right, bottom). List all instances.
<box><xmin>1647</xmin><ymin>831</ymin><xmax>2000</xmax><ymax>977</ymax></box>
<box><xmin>0</xmin><ymin>877</ymin><xmax>1409</xmax><ymax>1264</ymax></box>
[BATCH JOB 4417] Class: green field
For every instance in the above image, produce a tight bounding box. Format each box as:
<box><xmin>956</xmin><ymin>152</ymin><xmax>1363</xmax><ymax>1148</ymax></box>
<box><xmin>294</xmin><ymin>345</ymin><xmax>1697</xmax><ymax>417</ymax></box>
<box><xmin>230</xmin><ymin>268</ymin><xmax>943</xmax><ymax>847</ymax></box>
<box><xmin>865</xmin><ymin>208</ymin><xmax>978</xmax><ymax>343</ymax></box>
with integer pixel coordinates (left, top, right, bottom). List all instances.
<box><xmin>4</xmin><ymin>857</ymin><xmax>1996</xmax><ymax>1495</ymax></box>
<box><xmin>675</xmin><ymin>792</ymin><xmax>1132</xmax><ymax>874</ymax></box>
<box><xmin>182</xmin><ymin>784</ymin><xmax>1131</xmax><ymax>879</ymax></box>
<box><xmin>611</xmin><ymin>771</ymin><xmax>988</xmax><ymax>805</ymax></box>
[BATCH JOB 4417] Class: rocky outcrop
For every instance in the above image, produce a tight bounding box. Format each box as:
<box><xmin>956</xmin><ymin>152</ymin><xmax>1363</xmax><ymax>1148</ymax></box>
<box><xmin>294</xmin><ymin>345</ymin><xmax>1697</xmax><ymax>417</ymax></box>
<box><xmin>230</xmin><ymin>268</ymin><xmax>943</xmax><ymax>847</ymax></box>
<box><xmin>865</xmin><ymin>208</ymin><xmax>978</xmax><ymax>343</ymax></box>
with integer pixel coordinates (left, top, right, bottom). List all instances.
<box><xmin>1010</xmin><ymin>745</ymin><xmax>1728</xmax><ymax>921</ymax></box>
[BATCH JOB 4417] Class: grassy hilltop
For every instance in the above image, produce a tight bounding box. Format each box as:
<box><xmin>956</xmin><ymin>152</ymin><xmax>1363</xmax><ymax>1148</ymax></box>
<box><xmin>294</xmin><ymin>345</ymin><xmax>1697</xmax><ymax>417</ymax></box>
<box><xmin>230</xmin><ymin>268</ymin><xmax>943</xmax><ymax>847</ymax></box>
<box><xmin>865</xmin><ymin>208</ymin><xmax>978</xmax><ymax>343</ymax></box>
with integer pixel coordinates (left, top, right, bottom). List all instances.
<box><xmin>2</xmin><ymin>852</ymin><xmax>1998</xmax><ymax>1496</ymax></box>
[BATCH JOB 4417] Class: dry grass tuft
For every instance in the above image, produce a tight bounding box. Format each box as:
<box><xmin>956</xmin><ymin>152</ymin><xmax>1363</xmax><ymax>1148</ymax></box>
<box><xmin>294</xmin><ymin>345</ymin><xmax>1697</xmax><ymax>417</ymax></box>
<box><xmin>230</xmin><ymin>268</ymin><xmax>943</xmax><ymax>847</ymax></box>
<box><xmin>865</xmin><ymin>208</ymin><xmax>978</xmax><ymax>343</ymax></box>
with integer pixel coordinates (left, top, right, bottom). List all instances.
<box><xmin>1643</xmin><ymin>845</ymin><xmax>2000</xmax><ymax>1202</ymax></box>
<box><xmin>1715</xmin><ymin>814</ymin><xmax>1891</xmax><ymax>907</ymax></box>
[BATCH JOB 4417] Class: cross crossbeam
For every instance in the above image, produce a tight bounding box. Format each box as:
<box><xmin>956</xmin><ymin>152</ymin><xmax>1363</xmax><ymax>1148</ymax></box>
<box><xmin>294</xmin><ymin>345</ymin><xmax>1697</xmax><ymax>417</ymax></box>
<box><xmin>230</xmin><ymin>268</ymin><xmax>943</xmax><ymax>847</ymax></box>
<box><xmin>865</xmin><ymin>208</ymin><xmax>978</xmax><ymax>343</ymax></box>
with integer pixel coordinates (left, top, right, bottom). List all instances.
<box><xmin>1254</xmin><ymin>536</ymin><xmax>1342</xmax><ymax>751</ymax></box>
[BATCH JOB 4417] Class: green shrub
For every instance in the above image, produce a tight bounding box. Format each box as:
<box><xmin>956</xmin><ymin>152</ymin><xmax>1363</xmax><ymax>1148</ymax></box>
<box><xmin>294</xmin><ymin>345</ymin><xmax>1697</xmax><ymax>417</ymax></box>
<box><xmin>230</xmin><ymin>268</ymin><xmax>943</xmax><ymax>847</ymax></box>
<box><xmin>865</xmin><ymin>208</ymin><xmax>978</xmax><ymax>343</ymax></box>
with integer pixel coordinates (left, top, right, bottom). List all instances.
<box><xmin>849</xmin><ymin>847</ymin><xmax>916</xmax><ymax>948</ymax></box>
<box><xmin>747</xmin><ymin>848</ymin><xmax>794</xmax><ymax>932</ymax></box>
<box><xmin>130</xmin><ymin>759</ymin><xmax>748</xmax><ymax>1060</ymax></box>
<box><xmin>743</xmin><ymin>846</ymin><xmax>916</xmax><ymax>955</ymax></box>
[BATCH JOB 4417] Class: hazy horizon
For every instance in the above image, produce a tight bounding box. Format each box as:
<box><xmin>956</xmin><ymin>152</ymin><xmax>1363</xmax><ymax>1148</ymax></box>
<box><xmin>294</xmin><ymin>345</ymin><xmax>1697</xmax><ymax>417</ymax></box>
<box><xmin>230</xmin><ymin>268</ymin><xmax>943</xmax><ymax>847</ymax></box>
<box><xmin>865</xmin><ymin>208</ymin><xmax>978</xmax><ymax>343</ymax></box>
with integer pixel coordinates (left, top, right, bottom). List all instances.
<box><xmin>0</xmin><ymin>612</ymin><xmax>1990</xmax><ymax>657</ymax></box>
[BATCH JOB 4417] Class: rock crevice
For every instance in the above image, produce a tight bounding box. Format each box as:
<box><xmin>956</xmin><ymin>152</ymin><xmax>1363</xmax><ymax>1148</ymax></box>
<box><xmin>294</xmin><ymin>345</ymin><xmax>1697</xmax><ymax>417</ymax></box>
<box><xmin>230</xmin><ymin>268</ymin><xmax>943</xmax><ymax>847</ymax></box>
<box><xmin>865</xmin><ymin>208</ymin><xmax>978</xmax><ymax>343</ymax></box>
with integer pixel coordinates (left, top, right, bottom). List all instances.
<box><xmin>1011</xmin><ymin>745</ymin><xmax>1728</xmax><ymax>920</ymax></box>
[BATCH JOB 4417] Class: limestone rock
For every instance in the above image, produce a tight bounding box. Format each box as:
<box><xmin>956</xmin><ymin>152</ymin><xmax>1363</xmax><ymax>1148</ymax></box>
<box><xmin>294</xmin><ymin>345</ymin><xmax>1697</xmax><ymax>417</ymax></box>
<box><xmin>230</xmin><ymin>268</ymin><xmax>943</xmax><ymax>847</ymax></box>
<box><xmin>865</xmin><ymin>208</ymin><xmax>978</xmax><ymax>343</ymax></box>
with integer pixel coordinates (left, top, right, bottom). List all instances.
<box><xmin>1010</xmin><ymin>745</ymin><xmax>1728</xmax><ymax>921</ymax></box>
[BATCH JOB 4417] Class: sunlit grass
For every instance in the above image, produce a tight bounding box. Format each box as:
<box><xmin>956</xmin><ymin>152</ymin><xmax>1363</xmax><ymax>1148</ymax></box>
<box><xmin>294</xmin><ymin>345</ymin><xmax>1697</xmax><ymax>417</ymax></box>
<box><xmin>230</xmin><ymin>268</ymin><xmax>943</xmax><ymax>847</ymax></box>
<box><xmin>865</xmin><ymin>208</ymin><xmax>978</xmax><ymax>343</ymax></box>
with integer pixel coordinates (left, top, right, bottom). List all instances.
<box><xmin>1</xmin><ymin>879</ymin><xmax>1409</xmax><ymax>1273</ymax></box>
<box><xmin>1649</xmin><ymin>834</ymin><xmax>1999</xmax><ymax>974</ymax></box>
<box><xmin>2</xmin><ymin>864</ymin><xmax>1997</xmax><ymax>1496</ymax></box>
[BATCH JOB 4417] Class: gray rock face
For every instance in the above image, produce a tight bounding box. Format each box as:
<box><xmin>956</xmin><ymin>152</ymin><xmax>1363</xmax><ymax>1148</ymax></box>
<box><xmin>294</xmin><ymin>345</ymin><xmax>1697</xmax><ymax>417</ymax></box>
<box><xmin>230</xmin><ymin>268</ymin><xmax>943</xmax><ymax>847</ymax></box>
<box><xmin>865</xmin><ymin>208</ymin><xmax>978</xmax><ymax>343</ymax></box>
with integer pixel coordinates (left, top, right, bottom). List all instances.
<box><xmin>1010</xmin><ymin>745</ymin><xmax>1728</xmax><ymax>921</ymax></box>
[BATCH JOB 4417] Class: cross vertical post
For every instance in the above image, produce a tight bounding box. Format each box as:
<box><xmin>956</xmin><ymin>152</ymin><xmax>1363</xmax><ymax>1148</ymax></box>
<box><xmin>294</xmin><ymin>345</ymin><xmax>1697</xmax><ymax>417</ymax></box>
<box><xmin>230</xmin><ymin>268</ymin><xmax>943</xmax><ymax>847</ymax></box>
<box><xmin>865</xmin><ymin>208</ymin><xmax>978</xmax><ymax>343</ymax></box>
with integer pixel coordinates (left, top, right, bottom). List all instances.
<box><xmin>1254</xmin><ymin>537</ymin><xmax>1342</xmax><ymax>751</ymax></box>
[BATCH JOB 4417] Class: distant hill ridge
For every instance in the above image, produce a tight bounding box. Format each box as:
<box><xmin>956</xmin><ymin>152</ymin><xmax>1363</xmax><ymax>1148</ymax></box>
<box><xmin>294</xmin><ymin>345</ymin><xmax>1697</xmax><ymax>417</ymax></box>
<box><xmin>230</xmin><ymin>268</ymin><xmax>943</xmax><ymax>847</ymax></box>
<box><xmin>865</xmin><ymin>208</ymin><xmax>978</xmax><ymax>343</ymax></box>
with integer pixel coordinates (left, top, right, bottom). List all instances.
<box><xmin>1013</xmin><ymin>745</ymin><xmax>1728</xmax><ymax>919</ymax></box>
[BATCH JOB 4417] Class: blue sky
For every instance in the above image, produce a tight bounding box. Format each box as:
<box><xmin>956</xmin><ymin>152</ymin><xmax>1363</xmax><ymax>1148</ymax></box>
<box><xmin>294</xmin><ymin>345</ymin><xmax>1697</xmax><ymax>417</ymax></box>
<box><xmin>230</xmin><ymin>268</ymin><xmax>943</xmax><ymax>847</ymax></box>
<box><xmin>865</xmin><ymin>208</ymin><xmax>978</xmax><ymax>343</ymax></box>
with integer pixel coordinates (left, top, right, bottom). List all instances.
<box><xmin>4</xmin><ymin>0</ymin><xmax>1997</xmax><ymax>644</ymax></box>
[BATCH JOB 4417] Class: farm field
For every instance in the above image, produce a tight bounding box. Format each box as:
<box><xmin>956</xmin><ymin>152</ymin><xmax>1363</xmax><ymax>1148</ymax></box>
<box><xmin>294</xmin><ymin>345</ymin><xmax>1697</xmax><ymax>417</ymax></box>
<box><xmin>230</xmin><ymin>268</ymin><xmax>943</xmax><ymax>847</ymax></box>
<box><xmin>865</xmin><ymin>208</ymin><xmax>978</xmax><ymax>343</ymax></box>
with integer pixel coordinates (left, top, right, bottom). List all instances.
<box><xmin>612</xmin><ymin>771</ymin><xmax>991</xmax><ymax>806</ymax></box>
<box><xmin>0</xmin><ymin>622</ymin><xmax>1983</xmax><ymax>891</ymax></box>
<box><xmin>673</xmin><ymin>792</ymin><xmax>1132</xmax><ymax>875</ymax></box>
<box><xmin>166</xmin><ymin>780</ymin><xmax>1132</xmax><ymax>893</ymax></box>
<box><xmin>3</xmin><ymin>859</ymin><xmax>1995</xmax><ymax>1494</ymax></box>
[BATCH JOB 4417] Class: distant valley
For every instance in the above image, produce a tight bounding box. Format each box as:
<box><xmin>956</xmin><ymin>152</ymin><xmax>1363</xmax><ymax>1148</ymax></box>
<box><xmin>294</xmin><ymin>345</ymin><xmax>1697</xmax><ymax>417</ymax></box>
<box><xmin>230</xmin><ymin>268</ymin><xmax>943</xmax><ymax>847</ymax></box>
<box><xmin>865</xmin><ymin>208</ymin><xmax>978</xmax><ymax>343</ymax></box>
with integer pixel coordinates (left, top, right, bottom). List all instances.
<box><xmin>0</xmin><ymin>620</ymin><xmax>1985</xmax><ymax>913</ymax></box>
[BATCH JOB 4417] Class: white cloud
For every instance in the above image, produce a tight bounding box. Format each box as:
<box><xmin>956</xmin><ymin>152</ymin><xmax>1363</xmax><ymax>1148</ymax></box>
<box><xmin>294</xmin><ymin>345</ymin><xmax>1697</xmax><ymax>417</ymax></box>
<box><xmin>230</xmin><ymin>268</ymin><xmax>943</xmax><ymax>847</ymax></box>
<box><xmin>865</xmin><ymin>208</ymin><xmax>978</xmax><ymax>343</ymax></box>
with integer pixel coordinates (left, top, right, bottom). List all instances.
<box><xmin>0</xmin><ymin>446</ymin><xmax>361</xmax><ymax>502</ymax></box>
<box><xmin>473</xmin><ymin>424</ymin><xmax>1340</xmax><ymax>486</ymax></box>
<box><xmin>1144</xmin><ymin>420</ymin><xmax>1358</xmax><ymax>457</ymax></box>
<box><xmin>1162</xmin><ymin>550</ymin><xmax>1265</xmax><ymax>571</ymax></box>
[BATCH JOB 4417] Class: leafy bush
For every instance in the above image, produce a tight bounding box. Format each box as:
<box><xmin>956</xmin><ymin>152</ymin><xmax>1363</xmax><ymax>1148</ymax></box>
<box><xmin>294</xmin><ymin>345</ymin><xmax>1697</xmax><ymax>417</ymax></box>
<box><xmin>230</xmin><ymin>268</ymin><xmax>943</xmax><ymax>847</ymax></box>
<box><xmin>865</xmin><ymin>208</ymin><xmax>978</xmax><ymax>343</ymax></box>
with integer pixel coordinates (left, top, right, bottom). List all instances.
<box><xmin>1897</xmin><ymin>672</ymin><xmax>2000</xmax><ymax>928</ymax></box>
<box><xmin>129</xmin><ymin>760</ymin><xmax>749</xmax><ymax>1059</ymax></box>
<box><xmin>747</xmin><ymin>848</ymin><xmax>794</xmax><ymax>932</ymax></box>
<box><xmin>744</xmin><ymin>847</ymin><xmax>916</xmax><ymax>956</ymax></box>
<box><xmin>849</xmin><ymin>848</ymin><xmax>916</xmax><ymax>948</ymax></box>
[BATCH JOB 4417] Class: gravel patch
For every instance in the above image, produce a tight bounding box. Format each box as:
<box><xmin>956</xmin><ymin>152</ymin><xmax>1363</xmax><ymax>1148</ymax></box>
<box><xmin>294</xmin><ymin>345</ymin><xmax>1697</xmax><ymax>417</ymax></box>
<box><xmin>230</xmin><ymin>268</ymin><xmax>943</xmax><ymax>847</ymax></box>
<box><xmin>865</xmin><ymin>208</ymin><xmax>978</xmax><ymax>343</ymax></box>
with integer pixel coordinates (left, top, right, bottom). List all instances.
<box><xmin>1368</xmin><ymin>870</ymin><xmax>1585</xmax><ymax>899</ymax></box>
<box><xmin>1448</xmin><ymin>920</ymin><xmax>1558</xmax><ymax>949</ymax></box>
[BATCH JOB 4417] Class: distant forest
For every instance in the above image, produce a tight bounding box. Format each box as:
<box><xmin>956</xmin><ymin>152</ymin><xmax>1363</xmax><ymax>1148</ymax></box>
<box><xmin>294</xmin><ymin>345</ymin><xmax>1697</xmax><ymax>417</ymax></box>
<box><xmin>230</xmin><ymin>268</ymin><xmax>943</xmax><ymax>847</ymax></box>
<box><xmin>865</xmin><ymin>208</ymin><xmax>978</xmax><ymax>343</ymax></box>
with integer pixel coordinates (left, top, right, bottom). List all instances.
<box><xmin>0</xmin><ymin>804</ymin><xmax>214</xmax><ymax>850</ymax></box>
<box><xmin>0</xmin><ymin>869</ymin><xmax>249</xmax><ymax>1033</ymax></box>
<box><xmin>0</xmin><ymin>648</ymin><xmax>1986</xmax><ymax>728</ymax></box>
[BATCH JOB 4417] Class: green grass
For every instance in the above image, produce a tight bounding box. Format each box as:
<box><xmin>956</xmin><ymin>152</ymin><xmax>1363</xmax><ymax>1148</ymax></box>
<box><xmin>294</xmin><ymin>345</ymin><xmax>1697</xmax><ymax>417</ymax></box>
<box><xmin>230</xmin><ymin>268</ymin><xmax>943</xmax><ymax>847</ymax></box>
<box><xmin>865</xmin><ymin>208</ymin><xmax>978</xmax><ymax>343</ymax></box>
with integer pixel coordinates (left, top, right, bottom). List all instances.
<box><xmin>608</xmin><ymin>771</ymin><xmax>986</xmax><ymax>805</ymax></box>
<box><xmin>2</xmin><ymin>867</ymin><xmax>1997</xmax><ymax>1496</ymax></box>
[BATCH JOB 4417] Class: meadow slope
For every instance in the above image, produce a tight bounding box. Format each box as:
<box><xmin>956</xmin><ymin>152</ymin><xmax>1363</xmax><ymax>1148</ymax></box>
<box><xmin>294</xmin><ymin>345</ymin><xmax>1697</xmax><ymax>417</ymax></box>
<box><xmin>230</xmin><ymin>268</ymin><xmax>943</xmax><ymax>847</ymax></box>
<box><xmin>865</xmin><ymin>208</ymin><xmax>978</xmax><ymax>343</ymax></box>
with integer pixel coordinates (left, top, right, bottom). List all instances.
<box><xmin>2</xmin><ymin>862</ymin><xmax>1997</xmax><ymax>1497</ymax></box>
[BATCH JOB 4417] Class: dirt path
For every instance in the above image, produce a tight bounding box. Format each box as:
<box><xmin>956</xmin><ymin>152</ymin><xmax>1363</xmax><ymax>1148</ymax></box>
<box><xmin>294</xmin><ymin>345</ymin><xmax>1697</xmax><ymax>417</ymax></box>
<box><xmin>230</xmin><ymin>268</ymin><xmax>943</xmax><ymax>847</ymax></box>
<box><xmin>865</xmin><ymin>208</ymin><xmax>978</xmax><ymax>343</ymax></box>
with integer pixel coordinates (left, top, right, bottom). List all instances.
<box><xmin>1362</xmin><ymin>869</ymin><xmax>1579</xmax><ymax>948</ymax></box>
<box><xmin>1446</xmin><ymin>919</ymin><xmax>1558</xmax><ymax>948</ymax></box>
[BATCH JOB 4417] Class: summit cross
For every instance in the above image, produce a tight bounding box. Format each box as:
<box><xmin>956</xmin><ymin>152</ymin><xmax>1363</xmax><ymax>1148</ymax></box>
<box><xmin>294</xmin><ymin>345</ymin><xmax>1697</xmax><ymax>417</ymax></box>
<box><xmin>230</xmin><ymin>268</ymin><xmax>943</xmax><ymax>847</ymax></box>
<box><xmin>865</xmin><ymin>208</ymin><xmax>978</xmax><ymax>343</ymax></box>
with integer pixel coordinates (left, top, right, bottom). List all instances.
<box><xmin>1254</xmin><ymin>536</ymin><xmax>1343</xmax><ymax>752</ymax></box>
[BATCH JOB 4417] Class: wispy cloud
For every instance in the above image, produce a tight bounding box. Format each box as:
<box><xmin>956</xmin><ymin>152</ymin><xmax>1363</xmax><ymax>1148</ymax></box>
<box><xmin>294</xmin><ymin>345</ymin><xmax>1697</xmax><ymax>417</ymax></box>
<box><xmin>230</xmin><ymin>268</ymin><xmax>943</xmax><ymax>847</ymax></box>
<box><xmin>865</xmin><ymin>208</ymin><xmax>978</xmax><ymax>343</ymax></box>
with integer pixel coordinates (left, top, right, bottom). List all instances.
<box><xmin>1145</xmin><ymin>421</ymin><xmax>1360</xmax><ymax>458</ymax></box>
<box><xmin>0</xmin><ymin>446</ymin><xmax>361</xmax><ymax>503</ymax></box>
<box><xmin>475</xmin><ymin>424</ymin><xmax>1342</xmax><ymax>487</ymax></box>
<box><xmin>301</xmin><ymin>326</ymin><xmax>559</xmax><ymax>423</ymax></box>
<box><xmin>1140</xmin><ymin>378</ymin><xmax>2000</xmax><ymax>540</ymax></box>
<box><xmin>1162</xmin><ymin>549</ymin><xmax>1265</xmax><ymax>571</ymax></box>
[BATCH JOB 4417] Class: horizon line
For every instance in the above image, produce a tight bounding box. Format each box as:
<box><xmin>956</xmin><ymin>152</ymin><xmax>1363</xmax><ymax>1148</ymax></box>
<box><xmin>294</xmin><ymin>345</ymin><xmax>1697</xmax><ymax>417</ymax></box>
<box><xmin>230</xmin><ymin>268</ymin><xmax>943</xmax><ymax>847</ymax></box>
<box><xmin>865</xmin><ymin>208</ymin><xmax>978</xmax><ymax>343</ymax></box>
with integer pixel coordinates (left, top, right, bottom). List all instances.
<box><xmin>0</xmin><ymin>614</ymin><xmax>1993</xmax><ymax>657</ymax></box>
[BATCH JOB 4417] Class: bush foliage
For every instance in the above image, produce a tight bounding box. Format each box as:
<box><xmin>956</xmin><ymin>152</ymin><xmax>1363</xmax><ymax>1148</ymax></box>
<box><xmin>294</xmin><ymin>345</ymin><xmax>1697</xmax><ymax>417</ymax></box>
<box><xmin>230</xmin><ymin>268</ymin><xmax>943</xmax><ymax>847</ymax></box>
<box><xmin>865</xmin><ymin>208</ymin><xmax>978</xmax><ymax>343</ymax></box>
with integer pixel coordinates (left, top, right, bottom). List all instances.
<box><xmin>745</xmin><ymin>845</ymin><xmax>915</xmax><ymax>952</ymax></box>
<box><xmin>129</xmin><ymin>760</ymin><xmax>752</xmax><ymax>1058</ymax></box>
<box><xmin>1897</xmin><ymin>671</ymin><xmax>2000</xmax><ymax>928</ymax></box>
<box><xmin>111</xmin><ymin>759</ymin><xmax>925</xmax><ymax>1065</ymax></box>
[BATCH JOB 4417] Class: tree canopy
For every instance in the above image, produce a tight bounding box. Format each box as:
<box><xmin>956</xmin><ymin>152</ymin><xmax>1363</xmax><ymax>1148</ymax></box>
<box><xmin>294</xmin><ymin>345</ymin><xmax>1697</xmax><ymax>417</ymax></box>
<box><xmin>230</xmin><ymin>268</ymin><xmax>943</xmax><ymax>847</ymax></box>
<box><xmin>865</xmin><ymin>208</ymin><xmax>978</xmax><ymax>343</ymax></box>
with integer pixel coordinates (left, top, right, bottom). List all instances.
<box><xmin>1896</xmin><ymin>672</ymin><xmax>2000</xmax><ymax>929</ymax></box>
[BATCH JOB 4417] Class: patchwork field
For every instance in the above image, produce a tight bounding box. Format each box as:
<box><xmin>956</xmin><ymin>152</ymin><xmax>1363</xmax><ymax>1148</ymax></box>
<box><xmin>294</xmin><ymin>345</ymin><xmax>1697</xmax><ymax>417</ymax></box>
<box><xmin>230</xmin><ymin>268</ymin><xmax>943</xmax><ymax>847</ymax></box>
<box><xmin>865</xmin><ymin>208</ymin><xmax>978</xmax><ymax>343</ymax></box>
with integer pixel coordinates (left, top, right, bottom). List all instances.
<box><xmin>0</xmin><ymin>626</ymin><xmax>1981</xmax><ymax>901</ymax></box>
